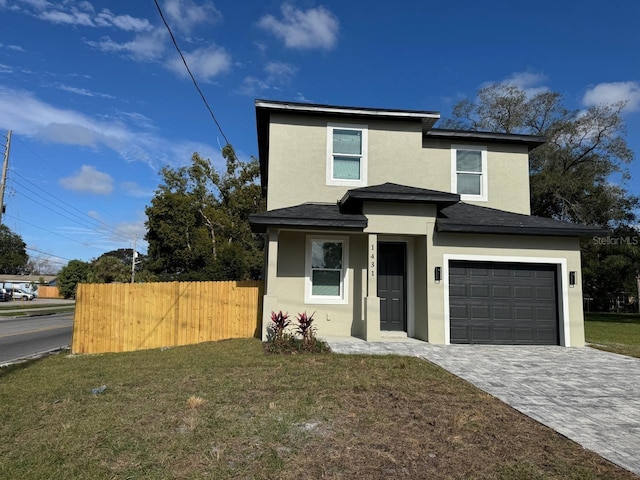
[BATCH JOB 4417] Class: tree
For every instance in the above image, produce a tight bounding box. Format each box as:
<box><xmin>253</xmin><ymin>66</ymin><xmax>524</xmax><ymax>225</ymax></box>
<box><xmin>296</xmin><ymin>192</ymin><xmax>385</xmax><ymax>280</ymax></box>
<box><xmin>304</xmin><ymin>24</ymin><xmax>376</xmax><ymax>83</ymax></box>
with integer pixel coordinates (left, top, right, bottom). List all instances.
<box><xmin>582</xmin><ymin>225</ymin><xmax>640</xmax><ymax>311</ymax></box>
<box><xmin>0</xmin><ymin>225</ymin><xmax>28</xmax><ymax>274</ymax></box>
<box><xmin>87</xmin><ymin>255</ymin><xmax>130</xmax><ymax>284</ymax></box>
<box><xmin>145</xmin><ymin>146</ymin><xmax>265</xmax><ymax>281</ymax></box>
<box><xmin>443</xmin><ymin>83</ymin><xmax>637</xmax><ymax>227</ymax></box>
<box><xmin>444</xmin><ymin>83</ymin><xmax>639</xmax><ymax>311</ymax></box>
<box><xmin>88</xmin><ymin>248</ymin><xmax>154</xmax><ymax>283</ymax></box>
<box><xmin>23</xmin><ymin>257</ymin><xmax>58</xmax><ymax>275</ymax></box>
<box><xmin>57</xmin><ymin>260</ymin><xmax>90</xmax><ymax>299</ymax></box>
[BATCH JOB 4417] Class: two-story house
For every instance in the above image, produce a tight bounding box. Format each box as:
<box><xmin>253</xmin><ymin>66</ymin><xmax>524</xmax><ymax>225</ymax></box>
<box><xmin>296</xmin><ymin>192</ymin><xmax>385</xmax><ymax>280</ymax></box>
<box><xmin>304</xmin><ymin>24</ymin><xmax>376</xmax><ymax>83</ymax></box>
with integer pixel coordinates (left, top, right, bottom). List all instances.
<box><xmin>249</xmin><ymin>99</ymin><xmax>604</xmax><ymax>346</ymax></box>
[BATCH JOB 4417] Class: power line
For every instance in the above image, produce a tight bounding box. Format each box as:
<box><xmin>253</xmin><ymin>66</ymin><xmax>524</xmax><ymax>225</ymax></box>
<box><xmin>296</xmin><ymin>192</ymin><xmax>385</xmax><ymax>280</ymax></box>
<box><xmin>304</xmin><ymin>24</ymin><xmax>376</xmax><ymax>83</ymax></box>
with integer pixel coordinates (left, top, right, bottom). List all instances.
<box><xmin>153</xmin><ymin>0</ymin><xmax>230</xmax><ymax>146</ymax></box>
<box><xmin>9</xmin><ymin>169</ymin><xmax>148</xmax><ymax>247</ymax></box>
<box><xmin>25</xmin><ymin>246</ymin><xmax>73</xmax><ymax>263</ymax></box>
<box><xmin>10</xmin><ymin>138</ymin><xmax>147</xmax><ymax>243</ymax></box>
<box><xmin>5</xmin><ymin>213</ymin><xmax>105</xmax><ymax>253</ymax></box>
<box><xmin>10</xmin><ymin>180</ymin><xmax>130</xmax><ymax>242</ymax></box>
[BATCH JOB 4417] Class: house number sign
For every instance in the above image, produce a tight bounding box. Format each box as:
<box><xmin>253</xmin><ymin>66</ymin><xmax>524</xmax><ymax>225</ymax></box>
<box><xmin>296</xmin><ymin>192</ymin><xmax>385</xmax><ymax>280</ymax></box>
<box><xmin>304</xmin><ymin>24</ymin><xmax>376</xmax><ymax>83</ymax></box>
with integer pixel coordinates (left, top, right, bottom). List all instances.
<box><xmin>370</xmin><ymin>244</ymin><xmax>375</xmax><ymax>276</ymax></box>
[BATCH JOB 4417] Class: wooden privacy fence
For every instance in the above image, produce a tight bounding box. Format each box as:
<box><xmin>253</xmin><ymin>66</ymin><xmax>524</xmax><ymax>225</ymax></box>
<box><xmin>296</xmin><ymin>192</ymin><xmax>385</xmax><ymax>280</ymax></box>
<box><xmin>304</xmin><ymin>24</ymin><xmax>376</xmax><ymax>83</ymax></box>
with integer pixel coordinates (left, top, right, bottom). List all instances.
<box><xmin>72</xmin><ymin>280</ymin><xmax>264</xmax><ymax>354</ymax></box>
<box><xmin>37</xmin><ymin>286</ymin><xmax>62</xmax><ymax>298</ymax></box>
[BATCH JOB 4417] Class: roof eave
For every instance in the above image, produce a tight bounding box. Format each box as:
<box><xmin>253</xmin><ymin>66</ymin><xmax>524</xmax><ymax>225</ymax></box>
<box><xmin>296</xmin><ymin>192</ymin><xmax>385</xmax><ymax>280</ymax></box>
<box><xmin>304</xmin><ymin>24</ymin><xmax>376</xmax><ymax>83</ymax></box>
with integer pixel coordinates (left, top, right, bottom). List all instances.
<box><xmin>425</xmin><ymin>129</ymin><xmax>547</xmax><ymax>151</ymax></box>
<box><xmin>436</xmin><ymin>222</ymin><xmax>608</xmax><ymax>237</ymax></box>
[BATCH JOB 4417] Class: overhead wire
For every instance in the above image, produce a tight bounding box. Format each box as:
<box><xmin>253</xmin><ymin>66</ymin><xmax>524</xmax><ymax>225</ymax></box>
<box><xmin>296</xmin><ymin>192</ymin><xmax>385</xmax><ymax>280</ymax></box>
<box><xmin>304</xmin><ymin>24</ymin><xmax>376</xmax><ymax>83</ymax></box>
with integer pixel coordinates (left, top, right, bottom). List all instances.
<box><xmin>4</xmin><ymin>213</ymin><xmax>105</xmax><ymax>253</ymax></box>
<box><xmin>9</xmin><ymin>178</ymin><xmax>131</xmax><ymax>242</ymax></box>
<box><xmin>9</xmin><ymin>167</ymin><xmax>148</xmax><ymax>247</ymax></box>
<box><xmin>153</xmin><ymin>0</ymin><xmax>230</xmax><ymax>146</ymax></box>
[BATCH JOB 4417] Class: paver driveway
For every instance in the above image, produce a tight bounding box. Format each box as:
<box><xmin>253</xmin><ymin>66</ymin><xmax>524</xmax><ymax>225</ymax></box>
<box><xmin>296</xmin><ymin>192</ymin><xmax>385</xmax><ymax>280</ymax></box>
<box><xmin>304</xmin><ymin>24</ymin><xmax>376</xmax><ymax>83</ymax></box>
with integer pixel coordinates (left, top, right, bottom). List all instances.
<box><xmin>327</xmin><ymin>339</ymin><xmax>640</xmax><ymax>476</ymax></box>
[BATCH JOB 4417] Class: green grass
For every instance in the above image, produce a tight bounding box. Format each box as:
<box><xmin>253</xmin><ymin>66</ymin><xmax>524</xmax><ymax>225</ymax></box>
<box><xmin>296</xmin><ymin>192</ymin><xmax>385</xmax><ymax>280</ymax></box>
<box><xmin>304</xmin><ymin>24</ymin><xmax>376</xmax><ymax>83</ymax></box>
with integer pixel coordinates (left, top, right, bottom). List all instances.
<box><xmin>0</xmin><ymin>339</ymin><xmax>635</xmax><ymax>479</ymax></box>
<box><xmin>585</xmin><ymin>312</ymin><xmax>640</xmax><ymax>358</ymax></box>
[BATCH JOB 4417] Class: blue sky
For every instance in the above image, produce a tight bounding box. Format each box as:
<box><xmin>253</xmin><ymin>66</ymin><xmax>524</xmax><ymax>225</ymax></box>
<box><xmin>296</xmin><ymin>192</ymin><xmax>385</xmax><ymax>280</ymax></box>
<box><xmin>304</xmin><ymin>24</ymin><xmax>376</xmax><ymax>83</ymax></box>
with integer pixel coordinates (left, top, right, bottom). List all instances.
<box><xmin>0</xmin><ymin>0</ymin><xmax>639</xmax><ymax>272</ymax></box>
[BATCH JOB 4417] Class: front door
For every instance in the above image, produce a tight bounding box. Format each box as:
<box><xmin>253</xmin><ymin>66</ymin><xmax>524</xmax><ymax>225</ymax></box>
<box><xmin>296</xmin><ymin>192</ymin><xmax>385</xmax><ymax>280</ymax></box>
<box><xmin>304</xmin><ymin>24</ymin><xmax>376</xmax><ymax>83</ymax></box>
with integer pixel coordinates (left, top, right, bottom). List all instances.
<box><xmin>378</xmin><ymin>242</ymin><xmax>406</xmax><ymax>331</ymax></box>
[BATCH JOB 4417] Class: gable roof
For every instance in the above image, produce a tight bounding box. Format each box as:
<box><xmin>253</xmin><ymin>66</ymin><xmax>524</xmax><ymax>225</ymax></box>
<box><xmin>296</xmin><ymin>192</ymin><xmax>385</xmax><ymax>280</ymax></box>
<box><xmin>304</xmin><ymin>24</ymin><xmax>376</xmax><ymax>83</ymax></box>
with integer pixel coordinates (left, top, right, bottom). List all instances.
<box><xmin>339</xmin><ymin>182</ymin><xmax>459</xmax><ymax>212</ymax></box>
<box><xmin>249</xmin><ymin>203</ymin><xmax>367</xmax><ymax>233</ymax></box>
<box><xmin>436</xmin><ymin>202</ymin><xmax>608</xmax><ymax>237</ymax></box>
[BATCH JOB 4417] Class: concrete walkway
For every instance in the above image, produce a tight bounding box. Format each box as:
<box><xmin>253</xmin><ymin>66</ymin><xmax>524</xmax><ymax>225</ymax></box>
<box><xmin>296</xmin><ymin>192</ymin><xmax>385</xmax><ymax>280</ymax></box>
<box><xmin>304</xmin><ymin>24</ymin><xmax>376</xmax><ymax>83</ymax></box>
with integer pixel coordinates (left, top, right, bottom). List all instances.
<box><xmin>326</xmin><ymin>338</ymin><xmax>640</xmax><ymax>476</ymax></box>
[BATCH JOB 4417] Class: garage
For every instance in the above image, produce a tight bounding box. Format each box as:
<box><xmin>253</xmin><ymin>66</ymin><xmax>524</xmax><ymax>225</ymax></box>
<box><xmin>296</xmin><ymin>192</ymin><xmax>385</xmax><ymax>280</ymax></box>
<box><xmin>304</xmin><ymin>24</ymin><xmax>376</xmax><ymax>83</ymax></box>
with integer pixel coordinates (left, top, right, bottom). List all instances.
<box><xmin>449</xmin><ymin>260</ymin><xmax>559</xmax><ymax>345</ymax></box>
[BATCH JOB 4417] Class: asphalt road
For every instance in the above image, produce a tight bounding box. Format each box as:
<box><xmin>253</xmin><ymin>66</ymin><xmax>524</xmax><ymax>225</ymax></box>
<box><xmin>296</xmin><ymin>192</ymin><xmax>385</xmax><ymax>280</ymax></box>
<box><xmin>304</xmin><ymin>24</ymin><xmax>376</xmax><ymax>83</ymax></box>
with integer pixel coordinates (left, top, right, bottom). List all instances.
<box><xmin>0</xmin><ymin>312</ymin><xmax>73</xmax><ymax>364</ymax></box>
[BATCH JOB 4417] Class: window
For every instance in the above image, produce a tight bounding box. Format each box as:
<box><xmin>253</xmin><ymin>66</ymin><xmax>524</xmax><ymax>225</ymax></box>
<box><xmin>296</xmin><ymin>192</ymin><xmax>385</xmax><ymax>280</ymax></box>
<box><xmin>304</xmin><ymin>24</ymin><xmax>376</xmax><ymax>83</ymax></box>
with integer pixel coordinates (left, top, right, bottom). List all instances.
<box><xmin>305</xmin><ymin>236</ymin><xmax>349</xmax><ymax>304</ymax></box>
<box><xmin>451</xmin><ymin>145</ymin><xmax>487</xmax><ymax>201</ymax></box>
<box><xmin>327</xmin><ymin>124</ymin><xmax>367</xmax><ymax>186</ymax></box>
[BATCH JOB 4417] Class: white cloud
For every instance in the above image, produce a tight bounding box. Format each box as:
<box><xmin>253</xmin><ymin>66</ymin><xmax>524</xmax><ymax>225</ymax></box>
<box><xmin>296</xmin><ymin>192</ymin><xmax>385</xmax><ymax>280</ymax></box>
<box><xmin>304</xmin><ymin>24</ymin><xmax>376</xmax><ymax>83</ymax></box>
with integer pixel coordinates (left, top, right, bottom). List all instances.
<box><xmin>0</xmin><ymin>86</ymin><xmax>222</xmax><ymax>171</ymax></box>
<box><xmin>483</xmin><ymin>71</ymin><xmax>549</xmax><ymax>97</ymax></box>
<box><xmin>237</xmin><ymin>76</ymin><xmax>270</xmax><ymax>96</ymax></box>
<box><xmin>59</xmin><ymin>165</ymin><xmax>114</xmax><ymax>195</ymax></box>
<box><xmin>165</xmin><ymin>45</ymin><xmax>231</xmax><ymax>82</ymax></box>
<box><xmin>0</xmin><ymin>63</ymin><xmax>14</xmax><ymax>74</ymax></box>
<box><xmin>86</xmin><ymin>29</ymin><xmax>167</xmax><ymax>61</ymax></box>
<box><xmin>163</xmin><ymin>0</ymin><xmax>221</xmax><ymax>33</ymax></box>
<box><xmin>0</xmin><ymin>43</ymin><xmax>25</xmax><ymax>52</ymax></box>
<box><xmin>94</xmin><ymin>9</ymin><xmax>153</xmax><ymax>32</ymax></box>
<box><xmin>121</xmin><ymin>181</ymin><xmax>154</xmax><ymax>198</ymax></box>
<box><xmin>58</xmin><ymin>84</ymin><xmax>115</xmax><ymax>99</ymax></box>
<box><xmin>503</xmin><ymin>71</ymin><xmax>548</xmax><ymax>95</ymax></box>
<box><xmin>7</xmin><ymin>0</ymin><xmax>153</xmax><ymax>32</ymax></box>
<box><xmin>237</xmin><ymin>61</ymin><xmax>297</xmax><ymax>96</ymax></box>
<box><xmin>582</xmin><ymin>81</ymin><xmax>640</xmax><ymax>112</ymax></box>
<box><xmin>38</xmin><ymin>9</ymin><xmax>94</xmax><ymax>26</ymax></box>
<box><xmin>294</xmin><ymin>92</ymin><xmax>311</xmax><ymax>103</ymax></box>
<box><xmin>258</xmin><ymin>4</ymin><xmax>339</xmax><ymax>50</ymax></box>
<box><xmin>264</xmin><ymin>61</ymin><xmax>297</xmax><ymax>84</ymax></box>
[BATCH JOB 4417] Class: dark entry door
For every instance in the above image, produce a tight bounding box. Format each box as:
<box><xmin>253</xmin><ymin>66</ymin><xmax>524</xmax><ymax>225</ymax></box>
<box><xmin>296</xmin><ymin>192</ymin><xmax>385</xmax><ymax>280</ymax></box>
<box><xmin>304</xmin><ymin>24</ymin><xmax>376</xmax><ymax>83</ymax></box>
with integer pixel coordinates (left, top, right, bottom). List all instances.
<box><xmin>378</xmin><ymin>242</ymin><xmax>406</xmax><ymax>331</ymax></box>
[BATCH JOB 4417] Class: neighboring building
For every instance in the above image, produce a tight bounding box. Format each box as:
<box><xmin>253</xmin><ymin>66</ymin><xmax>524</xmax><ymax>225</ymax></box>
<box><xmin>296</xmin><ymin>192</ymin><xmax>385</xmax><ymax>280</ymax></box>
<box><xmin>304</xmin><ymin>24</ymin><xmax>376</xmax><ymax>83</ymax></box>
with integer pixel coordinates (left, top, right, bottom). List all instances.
<box><xmin>249</xmin><ymin>100</ymin><xmax>605</xmax><ymax>346</ymax></box>
<box><xmin>0</xmin><ymin>275</ymin><xmax>57</xmax><ymax>296</ymax></box>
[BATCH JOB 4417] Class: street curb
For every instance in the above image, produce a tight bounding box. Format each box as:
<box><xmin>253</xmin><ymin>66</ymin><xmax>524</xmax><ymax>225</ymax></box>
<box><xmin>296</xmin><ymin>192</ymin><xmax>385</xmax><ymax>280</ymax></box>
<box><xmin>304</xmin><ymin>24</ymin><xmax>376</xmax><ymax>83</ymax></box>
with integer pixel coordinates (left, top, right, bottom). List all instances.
<box><xmin>0</xmin><ymin>345</ymin><xmax>70</xmax><ymax>368</ymax></box>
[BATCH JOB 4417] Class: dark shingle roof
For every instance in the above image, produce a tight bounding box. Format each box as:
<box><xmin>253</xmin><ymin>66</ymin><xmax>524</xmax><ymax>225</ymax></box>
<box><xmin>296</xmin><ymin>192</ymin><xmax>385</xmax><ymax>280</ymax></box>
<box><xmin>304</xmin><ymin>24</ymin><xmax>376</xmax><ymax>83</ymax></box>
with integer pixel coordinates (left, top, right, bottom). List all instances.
<box><xmin>249</xmin><ymin>203</ymin><xmax>367</xmax><ymax>233</ymax></box>
<box><xmin>426</xmin><ymin>128</ymin><xmax>546</xmax><ymax>151</ymax></box>
<box><xmin>436</xmin><ymin>203</ymin><xmax>608</xmax><ymax>237</ymax></box>
<box><xmin>339</xmin><ymin>182</ymin><xmax>459</xmax><ymax>212</ymax></box>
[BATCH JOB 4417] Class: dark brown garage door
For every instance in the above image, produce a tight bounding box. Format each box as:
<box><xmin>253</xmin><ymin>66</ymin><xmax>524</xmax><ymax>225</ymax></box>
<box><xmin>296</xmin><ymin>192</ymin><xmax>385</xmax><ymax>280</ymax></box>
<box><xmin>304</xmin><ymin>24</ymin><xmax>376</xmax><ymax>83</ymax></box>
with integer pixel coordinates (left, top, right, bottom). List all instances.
<box><xmin>449</xmin><ymin>261</ymin><xmax>559</xmax><ymax>345</ymax></box>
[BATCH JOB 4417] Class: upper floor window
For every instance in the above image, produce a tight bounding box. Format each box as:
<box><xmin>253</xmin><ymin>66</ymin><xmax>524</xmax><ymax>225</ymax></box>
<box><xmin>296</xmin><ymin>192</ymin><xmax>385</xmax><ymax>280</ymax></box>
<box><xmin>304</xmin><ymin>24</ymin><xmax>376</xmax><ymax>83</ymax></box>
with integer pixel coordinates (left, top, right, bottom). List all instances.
<box><xmin>451</xmin><ymin>145</ymin><xmax>487</xmax><ymax>201</ymax></box>
<box><xmin>326</xmin><ymin>123</ymin><xmax>368</xmax><ymax>186</ymax></box>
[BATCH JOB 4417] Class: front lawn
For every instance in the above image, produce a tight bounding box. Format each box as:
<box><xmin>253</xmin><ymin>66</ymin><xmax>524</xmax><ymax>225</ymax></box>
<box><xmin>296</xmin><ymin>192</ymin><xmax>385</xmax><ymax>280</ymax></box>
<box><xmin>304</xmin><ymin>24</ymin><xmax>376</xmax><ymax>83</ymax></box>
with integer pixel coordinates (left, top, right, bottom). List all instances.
<box><xmin>585</xmin><ymin>312</ymin><xmax>640</xmax><ymax>358</ymax></box>
<box><xmin>0</xmin><ymin>338</ymin><xmax>634</xmax><ymax>479</ymax></box>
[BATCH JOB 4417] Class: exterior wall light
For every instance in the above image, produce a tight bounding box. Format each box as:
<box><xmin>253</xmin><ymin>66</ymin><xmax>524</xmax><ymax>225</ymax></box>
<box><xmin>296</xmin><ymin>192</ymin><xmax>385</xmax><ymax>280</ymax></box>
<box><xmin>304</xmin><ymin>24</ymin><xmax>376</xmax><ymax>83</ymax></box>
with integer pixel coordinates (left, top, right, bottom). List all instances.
<box><xmin>435</xmin><ymin>266</ymin><xmax>441</xmax><ymax>283</ymax></box>
<box><xmin>569</xmin><ymin>271</ymin><xmax>576</xmax><ymax>287</ymax></box>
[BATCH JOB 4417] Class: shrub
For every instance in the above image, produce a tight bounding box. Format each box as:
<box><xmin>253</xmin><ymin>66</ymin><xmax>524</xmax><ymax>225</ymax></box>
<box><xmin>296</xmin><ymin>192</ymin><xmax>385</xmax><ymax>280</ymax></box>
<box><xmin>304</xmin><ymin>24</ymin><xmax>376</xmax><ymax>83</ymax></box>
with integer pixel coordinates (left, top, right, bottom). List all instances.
<box><xmin>264</xmin><ymin>310</ymin><xmax>329</xmax><ymax>354</ymax></box>
<box><xmin>270</xmin><ymin>310</ymin><xmax>290</xmax><ymax>342</ymax></box>
<box><xmin>295</xmin><ymin>311</ymin><xmax>316</xmax><ymax>345</ymax></box>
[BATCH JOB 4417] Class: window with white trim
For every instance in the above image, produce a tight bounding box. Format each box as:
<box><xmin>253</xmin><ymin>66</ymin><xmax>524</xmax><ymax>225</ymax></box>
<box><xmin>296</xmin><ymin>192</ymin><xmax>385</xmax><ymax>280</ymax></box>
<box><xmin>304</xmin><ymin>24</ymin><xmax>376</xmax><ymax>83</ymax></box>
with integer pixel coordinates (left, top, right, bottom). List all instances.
<box><xmin>451</xmin><ymin>145</ymin><xmax>488</xmax><ymax>201</ymax></box>
<box><xmin>305</xmin><ymin>236</ymin><xmax>349</xmax><ymax>304</ymax></box>
<box><xmin>326</xmin><ymin>124</ymin><xmax>367</xmax><ymax>186</ymax></box>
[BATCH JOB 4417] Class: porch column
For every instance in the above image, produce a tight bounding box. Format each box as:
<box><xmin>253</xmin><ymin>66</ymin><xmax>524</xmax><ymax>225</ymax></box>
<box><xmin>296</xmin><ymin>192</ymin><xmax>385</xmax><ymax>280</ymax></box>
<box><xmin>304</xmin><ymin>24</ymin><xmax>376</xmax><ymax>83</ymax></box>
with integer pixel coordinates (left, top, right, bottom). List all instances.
<box><xmin>261</xmin><ymin>228</ymin><xmax>279</xmax><ymax>340</ymax></box>
<box><xmin>364</xmin><ymin>233</ymin><xmax>381</xmax><ymax>341</ymax></box>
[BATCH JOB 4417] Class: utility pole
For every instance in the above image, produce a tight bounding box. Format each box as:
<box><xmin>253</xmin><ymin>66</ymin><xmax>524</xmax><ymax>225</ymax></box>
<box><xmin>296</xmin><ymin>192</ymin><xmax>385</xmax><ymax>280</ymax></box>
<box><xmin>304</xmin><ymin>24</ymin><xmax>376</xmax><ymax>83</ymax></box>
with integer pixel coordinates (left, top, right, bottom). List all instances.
<box><xmin>131</xmin><ymin>235</ymin><xmax>138</xmax><ymax>283</ymax></box>
<box><xmin>0</xmin><ymin>130</ymin><xmax>12</xmax><ymax>225</ymax></box>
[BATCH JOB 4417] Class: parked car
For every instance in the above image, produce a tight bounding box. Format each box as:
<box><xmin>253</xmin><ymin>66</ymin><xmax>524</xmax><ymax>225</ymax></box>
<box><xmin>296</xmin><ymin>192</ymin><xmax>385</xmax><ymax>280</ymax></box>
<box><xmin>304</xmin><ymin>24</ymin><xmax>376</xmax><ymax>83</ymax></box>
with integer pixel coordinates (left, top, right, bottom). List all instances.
<box><xmin>0</xmin><ymin>289</ymin><xmax>10</xmax><ymax>302</ymax></box>
<box><xmin>8</xmin><ymin>288</ymin><xmax>35</xmax><ymax>301</ymax></box>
